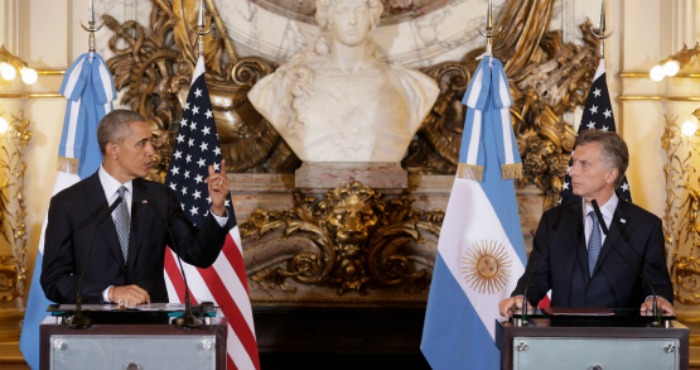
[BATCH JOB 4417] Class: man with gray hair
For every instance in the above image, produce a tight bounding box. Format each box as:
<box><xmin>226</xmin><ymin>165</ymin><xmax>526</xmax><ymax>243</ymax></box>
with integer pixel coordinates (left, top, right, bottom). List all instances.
<box><xmin>42</xmin><ymin>109</ymin><xmax>231</xmax><ymax>306</ymax></box>
<box><xmin>499</xmin><ymin>129</ymin><xmax>674</xmax><ymax>316</ymax></box>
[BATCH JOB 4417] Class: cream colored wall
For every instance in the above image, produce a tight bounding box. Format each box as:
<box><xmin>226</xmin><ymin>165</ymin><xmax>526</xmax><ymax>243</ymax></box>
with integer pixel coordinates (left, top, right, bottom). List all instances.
<box><xmin>1</xmin><ymin>0</ymin><xmax>697</xmax><ymax>302</ymax></box>
<box><xmin>613</xmin><ymin>0</ymin><xmax>698</xmax><ymax>217</ymax></box>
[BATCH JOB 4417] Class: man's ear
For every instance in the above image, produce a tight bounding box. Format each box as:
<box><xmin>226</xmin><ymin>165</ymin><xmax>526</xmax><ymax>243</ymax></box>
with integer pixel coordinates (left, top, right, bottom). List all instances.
<box><xmin>606</xmin><ymin>167</ymin><xmax>619</xmax><ymax>185</ymax></box>
<box><xmin>106</xmin><ymin>142</ymin><xmax>118</xmax><ymax>158</ymax></box>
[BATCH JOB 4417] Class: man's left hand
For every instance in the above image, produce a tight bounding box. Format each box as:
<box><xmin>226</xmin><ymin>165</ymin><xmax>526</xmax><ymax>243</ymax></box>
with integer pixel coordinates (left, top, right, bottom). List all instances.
<box><xmin>640</xmin><ymin>296</ymin><xmax>675</xmax><ymax>316</ymax></box>
<box><xmin>206</xmin><ymin>159</ymin><xmax>229</xmax><ymax>217</ymax></box>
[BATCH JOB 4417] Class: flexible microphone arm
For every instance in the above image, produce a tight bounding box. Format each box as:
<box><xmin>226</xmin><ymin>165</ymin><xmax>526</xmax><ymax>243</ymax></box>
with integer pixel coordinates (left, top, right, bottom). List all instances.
<box><xmin>140</xmin><ymin>191</ymin><xmax>204</xmax><ymax>328</ymax></box>
<box><xmin>518</xmin><ymin>204</ymin><xmax>564</xmax><ymax>324</ymax></box>
<box><xmin>65</xmin><ymin>197</ymin><xmax>124</xmax><ymax>329</ymax></box>
<box><xmin>590</xmin><ymin>199</ymin><xmax>660</xmax><ymax>323</ymax></box>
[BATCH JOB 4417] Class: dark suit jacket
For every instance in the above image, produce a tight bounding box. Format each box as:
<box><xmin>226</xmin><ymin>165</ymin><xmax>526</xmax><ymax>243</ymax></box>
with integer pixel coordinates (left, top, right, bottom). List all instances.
<box><xmin>512</xmin><ymin>198</ymin><xmax>673</xmax><ymax>308</ymax></box>
<box><xmin>41</xmin><ymin>172</ymin><xmax>229</xmax><ymax>303</ymax></box>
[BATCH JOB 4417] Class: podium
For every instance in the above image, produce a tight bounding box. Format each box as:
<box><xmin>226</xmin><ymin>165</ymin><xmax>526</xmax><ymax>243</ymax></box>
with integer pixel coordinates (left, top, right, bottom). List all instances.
<box><xmin>496</xmin><ymin>308</ymin><xmax>689</xmax><ymax>370</ymax></box>
<box><xmin>40</xmin><ymin>304</ymin><xmax>227</xmax><ymax>370</ymax></box>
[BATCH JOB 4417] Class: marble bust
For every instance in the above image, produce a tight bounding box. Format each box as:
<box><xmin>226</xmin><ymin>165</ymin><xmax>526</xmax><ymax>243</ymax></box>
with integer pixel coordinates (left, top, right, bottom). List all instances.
<box><xmin>248</xmin><ymin>0</ymin><xmax>440</xmax><ymax>163</ymax></box>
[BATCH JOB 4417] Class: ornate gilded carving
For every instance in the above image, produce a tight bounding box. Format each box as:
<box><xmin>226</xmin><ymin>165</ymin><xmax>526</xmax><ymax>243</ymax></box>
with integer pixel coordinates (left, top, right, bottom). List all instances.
<box><xmin>241</xmin><ymin>181</ymin><xmax>443</xmax><ymax>294</ymax></box>
<box><xmin>0</xmin><ymin>112</ymin><xmax>31</xmax><ymax>303</ymax></box>
<box><xmin>405</xmin><ymin>14</ymin><xmax>596</xmax><ymax>209</ymax></box>
<box><xmin>663</xmin><ymin>112</ymin><xmax>700</xmax><ymax>304</ymax></box>
<box><xmin>104</xmin><ymin>0</ymin><xmax>593</xmax><ymax>209</ymax></box>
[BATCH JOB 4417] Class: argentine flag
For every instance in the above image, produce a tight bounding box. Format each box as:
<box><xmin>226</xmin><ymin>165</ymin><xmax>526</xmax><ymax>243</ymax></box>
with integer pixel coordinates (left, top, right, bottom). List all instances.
<box><xmin>19</xmin><ymin>52</ymin><xmax>115</xmax><ymax>369</ymax></box>
<box><xmin>421</xmin><ymin>56</ymin><xmax>527</xmax><ymax>369</ymax></box>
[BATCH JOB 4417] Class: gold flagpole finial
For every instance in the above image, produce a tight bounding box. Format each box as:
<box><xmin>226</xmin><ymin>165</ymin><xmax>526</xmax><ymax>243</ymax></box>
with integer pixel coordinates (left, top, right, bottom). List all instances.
<box><xmin>591</xmin><ymin>0</ymin><xmax>613</xmax><ymax>58</ymax></box>
<box><xmin>196</xmin><ymin>0</ymin><xmax>214</xmax><ymax>57</ymax></box>
<box><xmin>80</xmin><ymin>0</ymin><xmax>103</xmax><ymax>53</ymax></box>
<box><xmin>478</xmin><ymin>0</ymin><xmax>499</xmax><ymax>56</ymax></box>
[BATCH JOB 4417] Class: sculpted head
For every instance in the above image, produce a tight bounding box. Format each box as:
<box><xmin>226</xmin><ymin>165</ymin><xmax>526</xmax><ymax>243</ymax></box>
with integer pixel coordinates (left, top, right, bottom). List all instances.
<box><xmin>315</xmin><ymin>0</ymin><xmax>383</xmax><ymax>46</ymax></box>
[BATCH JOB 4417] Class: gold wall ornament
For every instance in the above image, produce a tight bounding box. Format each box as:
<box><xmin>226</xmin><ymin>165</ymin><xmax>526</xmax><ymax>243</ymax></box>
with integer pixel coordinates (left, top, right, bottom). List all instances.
<box><xmin>240</xmin><ymin>181</ymin><xmax>443</xmax><ymax>297</ymax></box>
<box><xmin>663</xmin><ymin>113</ymin><xmax>700</xmax><ymax>304</ymax></box>
<box><xmin>104</xmin><ymin>0</ymin><xmax>594</xmax><ymax>208</ymax></box>
<box><xmin>0</xmin><ymin>112</ymin><xmax>31</xmax><ymax>303</ymax></box>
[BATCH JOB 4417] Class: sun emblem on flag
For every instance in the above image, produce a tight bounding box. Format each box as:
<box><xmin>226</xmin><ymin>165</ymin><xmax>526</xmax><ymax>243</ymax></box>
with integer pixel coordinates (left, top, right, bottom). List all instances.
<box><xmin>461</xmin><ymin>240</ymin><xmax>512</xmax><ymax>294</ymax></box>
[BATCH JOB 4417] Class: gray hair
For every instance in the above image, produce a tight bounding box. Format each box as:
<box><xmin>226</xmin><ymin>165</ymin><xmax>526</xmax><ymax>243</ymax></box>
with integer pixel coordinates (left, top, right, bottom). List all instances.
<box><xmin>97</xmin><ymin>109</ymin><xmax>148</xmax><ymax>154</ymax></box>
<box><xmin>575</xmin><ymin>129</ymin><xmax>629</xmax><ymax>188</ymax></box>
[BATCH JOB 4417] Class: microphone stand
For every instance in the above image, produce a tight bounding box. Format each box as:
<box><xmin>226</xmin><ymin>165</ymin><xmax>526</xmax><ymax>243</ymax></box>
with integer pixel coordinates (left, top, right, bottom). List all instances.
<box><xmin>66</xmin><ymin>197</ymin><xmax>124</xmax><ymax>329</ymax></box>
<box><xmin>139</xmin><ymin>188</ymin><xmax>205</xmax><ymax>328</ymax></box>
<box><xmin>590</xmin><ymin>199</ymin><xmax>661</xmax><ymax>326</ymax></box>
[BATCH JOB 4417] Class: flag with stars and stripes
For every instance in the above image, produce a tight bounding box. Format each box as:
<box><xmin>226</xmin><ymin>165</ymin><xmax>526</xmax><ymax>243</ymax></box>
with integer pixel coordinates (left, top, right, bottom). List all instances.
<box><xmin>165</xmin><ymin>55</ymin><xmax>259</xmax><ymax>370</ymax></box>
<box><xmin>560</xmin><ymin>59</ymin><xmax>631</xmax><ymax>203</ymax></box>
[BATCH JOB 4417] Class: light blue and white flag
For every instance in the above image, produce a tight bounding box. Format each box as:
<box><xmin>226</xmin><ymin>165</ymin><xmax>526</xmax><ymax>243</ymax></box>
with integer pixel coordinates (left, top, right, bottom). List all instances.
<box><xmin>19</xmin><ymin>52</ymin><xmax>116</xmax><ymax>370</ymax></box>
<box><xmin>421</xmin><ymin>56</ymin><xmax>527</xmax><ymax>369</ymax></box>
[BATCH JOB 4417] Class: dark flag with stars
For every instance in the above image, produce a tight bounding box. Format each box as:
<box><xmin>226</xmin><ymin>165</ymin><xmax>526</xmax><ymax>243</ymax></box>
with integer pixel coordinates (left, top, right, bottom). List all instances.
<box><xmin>560</xmin><ymin>59</ymin><xmax>632</xmax><ymax>204</ymax></box>
<box><xmin>164</xmin><ymin>56</ymin><xmax>260</xmax><ymax>370</ymax></box>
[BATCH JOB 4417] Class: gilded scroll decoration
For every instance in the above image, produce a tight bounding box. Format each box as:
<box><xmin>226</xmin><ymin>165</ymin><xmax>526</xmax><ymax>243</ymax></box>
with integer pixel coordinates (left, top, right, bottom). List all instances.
<box><xmin>240</xmin><ymin>181</ymin><xmax>443</xmax><ymax>294</ymax></box>
<box><xmin>663</xmin><ymin>112</ymin><xmax>700</xmax><ymax>304</ymax></box>
<box><xmin>104</xmin><ymin>0</ymin><xmax>595</xmax><ymax>208</ymax></box>
<box><xmin>0</xmin><ymin>112</ymin><xmax>31</xmax><ymax>303</ymax></box>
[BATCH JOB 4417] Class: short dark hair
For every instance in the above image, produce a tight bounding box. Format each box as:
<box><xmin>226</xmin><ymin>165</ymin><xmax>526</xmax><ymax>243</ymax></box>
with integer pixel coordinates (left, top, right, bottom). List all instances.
<box><xmin>575</xmin><ymin>129</ymin><xmax>629</xmax><ymax>187</ymax></box>
<box><xmin>97</xmin><ymin>109</ymin><xmax>148</xmax><ymax>154</ymax></box>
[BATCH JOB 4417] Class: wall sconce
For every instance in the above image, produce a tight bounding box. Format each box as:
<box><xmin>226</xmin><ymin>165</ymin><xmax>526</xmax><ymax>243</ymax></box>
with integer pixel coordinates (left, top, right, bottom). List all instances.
<box><xmin>649</xmin><ymin>42</ymin><xmax>700</xmax><ymax>82</ymax></box>
<box><xmin>0</xmin><ymin>45</ymin><xmax>38</xmax><ymax>85</ymax></box>
<box><xmin>681</xmin><ymin>108</ymin><xmax>700</xmax><ymax>137</ymax></box>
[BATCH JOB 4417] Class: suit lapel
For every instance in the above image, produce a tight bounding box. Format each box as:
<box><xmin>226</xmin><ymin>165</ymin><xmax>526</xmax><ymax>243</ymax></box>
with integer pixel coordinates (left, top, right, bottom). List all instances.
<box><xmin>83</xmin><ymin>173</ymin><xmax>128</xmax><ymax>273</ymax></box>
<box><xmin>559</xmin><ymin>201</ymin><xmax>590</xmax><ymax>281</ymax></box>
<box><xmin>593</xmin><ymin>199</ymin><xmax>631</xmax><ymax>275</ymax></box>
<box><xmin>129</xmin><ymin>179</ymin><xmax>155</xmax><ymax>269</ymax></box>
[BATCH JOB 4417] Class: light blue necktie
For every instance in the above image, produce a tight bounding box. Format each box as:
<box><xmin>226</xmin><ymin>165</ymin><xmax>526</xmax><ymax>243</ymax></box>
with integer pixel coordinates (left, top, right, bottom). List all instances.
<box><xmin>114</xmin><ymin>186</ymin><xmax>130</xmax><ymax>262</ymax></box>
<box><xmin>588</xmin><ymin>211</ymin><xmax>602</xmax><ymax>277</ymax></box>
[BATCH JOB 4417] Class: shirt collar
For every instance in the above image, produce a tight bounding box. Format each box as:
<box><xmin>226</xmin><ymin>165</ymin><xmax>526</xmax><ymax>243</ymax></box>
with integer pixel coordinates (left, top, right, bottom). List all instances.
<box><xmin>98</xmin><ymin>166</ymin><xmax>133</xmax><ymax>201</ymax></box>
<box><xmin>584</xmin><ymin>192</ymin><xmax>618</xmax><ymax>225</ymax></box>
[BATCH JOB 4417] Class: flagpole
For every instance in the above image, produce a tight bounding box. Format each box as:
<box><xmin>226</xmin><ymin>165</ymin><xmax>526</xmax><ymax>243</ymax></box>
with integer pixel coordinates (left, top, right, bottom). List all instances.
<box><xmin>591</xmin><ymin>0</ymin><xmax>613</xmax><ymax>59</ymax></box>
<box><xmin>478</xmin><ymin>0</ymin><xmax>498</xmax><ymax>56</ymax></box>
<box><xmin>80</xmin><ymin>0</ymin><xmax>103</xmax><ymax>53</ymax></box>
<box><xmin>197</xmin><ymin>0</ymin><xmax>213</xmax><ymax>58</ymax></box>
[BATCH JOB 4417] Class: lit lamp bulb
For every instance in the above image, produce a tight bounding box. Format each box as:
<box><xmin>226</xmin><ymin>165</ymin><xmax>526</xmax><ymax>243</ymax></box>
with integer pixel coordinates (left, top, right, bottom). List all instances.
<box><xmin>663</xmin><ymin>59</ymin><xmax>680</xmax><ymax>77</ymax></box>
<box><xmin>681</xmin><ymin>115</ymin><xmax>699</xmax><ymax>137</ymax></box>
<box><xmin>0</xmin><ymin>117</ymin><xmax>9</xmax><ymax>134</ymax></box>
<box><xmin>0</xmin><ymin>62</ymin><xmax>16</xmax><ymax>81</ymax></box>
<box><xmin>20</xmin><ymin>67</ymin><xmax>38</xmax><ymax>84</ymax></box>
<box><xmin>649</xmin><ymin>65</ymin><xmax>665</xmax><ymax>82</ymax></box>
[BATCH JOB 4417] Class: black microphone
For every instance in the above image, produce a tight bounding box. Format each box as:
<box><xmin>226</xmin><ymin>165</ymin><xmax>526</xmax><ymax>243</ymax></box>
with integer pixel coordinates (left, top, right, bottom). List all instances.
<box><xmin>517</xmin><ymin>203</ymin><xmax>565</xmax><ymax>324</ymax></box>
<box><xmin>65</xmin><ymin>197</ymin><xmax>124</xmax><ymax>329</ymax></box>
<box><xmin>590</xmin><ymin>199</ymin><xmax>661</xmax><ymax>324</ymax></box>
<box><xmin>138</xmin><ymin>189</ymin><xmax>204</xmax><ymax>328</ymax></box>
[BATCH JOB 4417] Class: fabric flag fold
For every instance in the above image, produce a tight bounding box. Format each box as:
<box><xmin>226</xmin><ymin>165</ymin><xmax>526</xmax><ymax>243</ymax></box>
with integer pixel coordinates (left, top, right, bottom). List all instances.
<box><xmin>459</xmin><ymin>57</ymin><xmax>521</xmax><ymax>181</ymax></box>
<box><xmin>421</xmin><ymin>56</ymin><xmax>527</xmax><ymax>370</ymax></box>
<box><xmin>560</xmin><ymin>58</ymin><xmax>631</xmax><ymax>203</ymax></box>
<box><xmin>20</xmin><ymin>52</ymin><xmax>115</xmax><ymax>370</ymax></box>
<box><xmin>164</xmin><ymin>56</ymin><xmax>259</xmax><ymax>370</ymax></box>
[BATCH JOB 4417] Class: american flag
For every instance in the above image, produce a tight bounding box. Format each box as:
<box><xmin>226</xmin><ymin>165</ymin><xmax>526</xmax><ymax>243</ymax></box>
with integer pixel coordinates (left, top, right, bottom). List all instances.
<box><xmin>560</xmin><ymin>59</ymin><xmax>631</xmax><ymax>203</ymax></box>
<box><xmin>164</xmin><ymin>56</ymin><xmax>260</xmax><ymax>370</ymax></box>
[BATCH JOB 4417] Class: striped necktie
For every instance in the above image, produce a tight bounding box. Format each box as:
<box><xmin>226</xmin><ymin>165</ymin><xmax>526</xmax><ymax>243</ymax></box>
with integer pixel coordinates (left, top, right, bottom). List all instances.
<box><xmin>114</xmin><ymin>186</ymin><xmax>130</xmax><ymax>261</ymax></box>
<box><xmin>587</xmin><ymin>211</ymin><xmax>602</xmax><ymax>277</ymax></box>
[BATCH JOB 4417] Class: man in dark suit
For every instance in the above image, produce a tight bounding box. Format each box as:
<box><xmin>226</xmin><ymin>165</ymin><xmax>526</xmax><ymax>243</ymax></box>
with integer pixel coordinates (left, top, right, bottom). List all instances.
<box><xmin>499</xmin><ymin>129</ymin><xmax>674</xmax><ymax>316</ymax></box>
<box><xmin>41</xmin><ymin>109</ymin><xmax>231</xmax><ymax>305</ymax></box>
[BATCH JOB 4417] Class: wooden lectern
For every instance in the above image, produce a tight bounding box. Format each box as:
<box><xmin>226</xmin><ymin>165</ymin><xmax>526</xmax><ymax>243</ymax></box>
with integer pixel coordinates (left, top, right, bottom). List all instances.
<box><xmin>496</xmin><ymin>309</ymin><xmax>689</xmax><ymax>370</ymax></box>
<box><xmin>40</xmin><ymin>305</ymin><xmax>227</xmax><ymax>370</ymax></box>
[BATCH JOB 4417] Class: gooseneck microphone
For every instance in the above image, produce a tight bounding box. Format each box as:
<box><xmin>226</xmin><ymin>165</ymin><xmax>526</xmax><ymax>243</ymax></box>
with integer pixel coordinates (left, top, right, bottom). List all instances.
<box><xmin>139</xmin><ymin>189</ymin><xmax>204</xmax><ymax>328</ymax></box>
<box><xmin>590</xmin><ymin>199</ymin><xmax>660</xmax><ymax>323</ymax></box>
<box><xmin>66</xmin><ymin>197</ymin><xmax>124</xmax><ymax>329</ymax></box>
<box><xmin>518</xmin><ymin>204</ymin><xmax>564</xmax><ymax>324</ymax></box>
